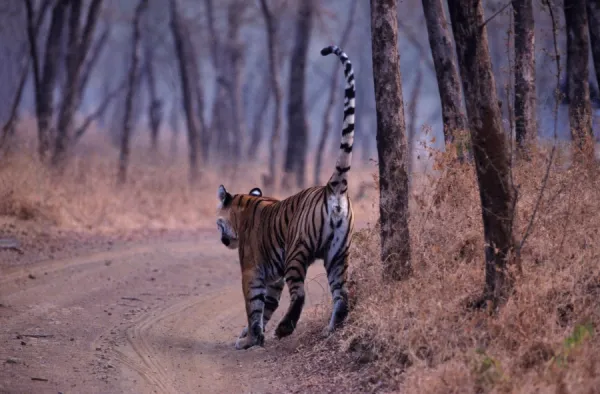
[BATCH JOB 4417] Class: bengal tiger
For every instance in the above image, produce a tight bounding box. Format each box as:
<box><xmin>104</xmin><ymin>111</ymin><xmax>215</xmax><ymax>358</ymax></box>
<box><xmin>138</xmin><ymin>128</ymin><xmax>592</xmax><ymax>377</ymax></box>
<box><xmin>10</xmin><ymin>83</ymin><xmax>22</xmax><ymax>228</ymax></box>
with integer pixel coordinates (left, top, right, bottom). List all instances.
<box><xmin>216</xmin><ymin>45</ymin><xmax>355</xmax><ymax>350</ymax></box>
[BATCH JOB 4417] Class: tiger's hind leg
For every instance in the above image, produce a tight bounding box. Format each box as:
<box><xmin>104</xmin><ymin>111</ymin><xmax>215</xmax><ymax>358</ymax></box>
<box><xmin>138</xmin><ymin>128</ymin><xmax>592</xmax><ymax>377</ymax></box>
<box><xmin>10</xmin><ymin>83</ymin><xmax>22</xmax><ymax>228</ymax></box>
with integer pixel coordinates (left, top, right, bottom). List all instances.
<box><xmin>235</xmin><ymin>271</ymin><xmax>267</xmax><ymax>350</ymax></box>
<box><xmin>324</xmin><ymin>223</ymin><xmax>352</xmax><ymax>335</ymax></box>
<box><xmin>238</xmin><ymin>278</ymin><xmax>284</xmax><ymax>339</ymax></box>
<box><xmin>275</xmin><ymin>249</ymin><xmax>310</xmax><ymax>339</ymax></box>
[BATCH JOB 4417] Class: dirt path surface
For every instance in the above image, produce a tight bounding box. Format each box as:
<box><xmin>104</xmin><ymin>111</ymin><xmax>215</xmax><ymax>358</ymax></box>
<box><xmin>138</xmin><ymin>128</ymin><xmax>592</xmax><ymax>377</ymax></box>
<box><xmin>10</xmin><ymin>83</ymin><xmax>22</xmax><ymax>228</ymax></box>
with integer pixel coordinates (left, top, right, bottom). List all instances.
<box><xmin>0</xmin><ymin>229</ymin><xmax>332</xmax><ymax>394</ymax></box>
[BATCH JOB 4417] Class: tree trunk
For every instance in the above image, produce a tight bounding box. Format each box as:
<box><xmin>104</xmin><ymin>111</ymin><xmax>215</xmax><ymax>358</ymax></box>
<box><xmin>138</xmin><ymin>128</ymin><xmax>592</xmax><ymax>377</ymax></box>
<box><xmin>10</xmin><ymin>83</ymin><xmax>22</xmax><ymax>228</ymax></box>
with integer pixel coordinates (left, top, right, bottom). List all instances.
<box><xmin>371</xmin><ymin>0</ymin><xmax>412</xmax><ymax>281</ymax></box>
<box><xmin>588</xmin><ymin>1</ymin><xmax>600</xmax><ymax>100</ymax></box>
<box><xmin>53</xmin><ymin>0</ymin><xmax>103</xmax><ymax>168</ymax></box>
<box><xmin>144</xmin><ymin>44</ymin><xmax>162</xmax><ymax>154</ymax></box>
<box><xmin>246</xmin><ymin>68</ymin><xmax>271</xmax><ymax>159</ymax></box>
<box><xmin>118</xmin><ymin>0</ymin><xmax>146</xmax><ymax>185</ymax></box>
<box><xmin>260</xmin><ymin>0</ymin><xmax>284</xmax><ymax>191</ymax></box>
<box><xmin>447</xmin><ymin>0</ymin><xmax>516</xmax><ymax>307</ymax></box>
<box><xmin>314</xmin><ymin>0</ymin><xmax>358</xmax><ymax>186</ymax></box>
<box><xmin>407</xmin><ymin>68</ymin><xmax>423</xmax><ymax>176</ymax></box>
<box><xmin>283</xmin><ymin>0</ymin><xmax>314</xmax><ymax>190</ymax></box>
<box><xmin>26</xmin><ymin>0</ymin><xmax>69</xmax><ymax>161</ymax></box>
<box><xmin>564</xmin><ymin>0</ymin><xmax>593</xmax><ymax>153</ymax></box>
<box><xmin>513</xmin><ymin>0</ymin><xmax>537</xmax><ymax>152</ymax></box>
<box><xmin>170</xmin><ymin>0</ymin><xmax>199</xmax><ymax>183</ymax></box>
<box><xmin>421</xmin><ymin>0</ymin><xmax>468</xmax><ymax>155</ymax></box>
<box><xmin>204</xmin><ymin>0</ymin><xmax>229</xmax><ymax>160</ymax></box>
<box><xmin>169</xmin><ymin>99</ymin><xmax>180</xmax><ymax>159</ymax></box>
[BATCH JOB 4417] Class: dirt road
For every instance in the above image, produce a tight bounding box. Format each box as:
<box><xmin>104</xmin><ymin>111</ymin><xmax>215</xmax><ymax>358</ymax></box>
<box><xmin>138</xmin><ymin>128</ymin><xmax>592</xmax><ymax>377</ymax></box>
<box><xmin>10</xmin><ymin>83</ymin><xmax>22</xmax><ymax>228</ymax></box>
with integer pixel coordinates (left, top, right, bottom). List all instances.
<box><xmin>0</xmin><ymin>229</ymin><xmax>332</xmax><ymax>394</ymax></box>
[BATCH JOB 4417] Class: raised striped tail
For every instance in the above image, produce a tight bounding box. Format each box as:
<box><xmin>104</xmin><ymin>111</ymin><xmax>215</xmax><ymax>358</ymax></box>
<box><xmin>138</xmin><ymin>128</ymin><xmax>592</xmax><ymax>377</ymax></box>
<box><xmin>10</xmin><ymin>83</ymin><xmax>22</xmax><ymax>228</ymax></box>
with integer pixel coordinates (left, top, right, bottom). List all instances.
<box><xmin>320</xmin><ymin>45</ymin><xmax>355</xmax><ymax>195</ymax></box>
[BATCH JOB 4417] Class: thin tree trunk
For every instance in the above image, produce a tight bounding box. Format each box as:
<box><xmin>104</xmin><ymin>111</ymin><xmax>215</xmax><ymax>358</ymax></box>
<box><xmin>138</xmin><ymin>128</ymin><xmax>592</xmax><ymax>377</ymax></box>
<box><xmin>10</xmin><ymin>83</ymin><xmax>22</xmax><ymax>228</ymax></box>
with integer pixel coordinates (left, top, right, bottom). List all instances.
<box><xmin>26</xmin><ymin>0</ymin><xmax>69</xmax><ymax>161</ymax></box>
<box><xmin>77</xmin><ymin>26</ymin><xmax>110</xmax><ymax>103</ymax></box>
<box><xmin>588</xmin><ymin>1</ymin><xmax>600</xmax><ymax>98</ymax></box>
<box><xmin>283</xmin><ymin>0</ymin><xmax>314</xmax><ymax>190</ymax></box>
<box><xmin>53</xmin><ymin>0</ymin><xmax>103</xmax><ymax>167</ymax></box>
<box><xmin>407</xmin><ymin>68</ymin><xmax>423</xmax><ymax>176</ymax></box>
<box><xmin>1</xmin><ymin>57</ymin><xmax>29</xmax><ymax>149</ymax></box>
<box><xmin>260</xmin><ymin>0</ymin><xmax>284</xmax><ymax>191</ymax></box>
<box><xmin>314</xmin><ymin>0</ymin><xmax>358</xmax><ymax>186</ymax></box>
<box><xmin>513</xmin><ymin>0</ymin><xmax>537</xmax><ymax>152</ymax></box>
<box><xmin>144</xmin><ymin>44</ymin><xmax>162</xmax><ymax>153</ymax></box>
<box><xmin>564</xmin><ymin>0</ymin><xmax>593</xmax><ymax>153</ymax></box>
<box><xmin>371</xmin><ymin>0</ymin><xmax>412</xmax><ymax>281</ymax></box>
<box><xmin>170</xmin><ymin>0</ymin><xmax>199</xmax><ymax>183</ymax></box>
<box><xmin>226</xmin><ymin>2</ymin><xmax>246</xmax><ymax>175</ymax></box>
<box><xmin>205</xmin><ymin>0</ymin><xmax>229</xmax><ymax>159</ymax></box>
<box><xmin>169</xmin><ymin>100</ymin><xmax>180</xmax><ymax>159</ymax></box>
<box><xmin>421</xmin><ymin>0</ymin><xmax>468</xmax><ymax>155</ymax></box>
<box><xmin>118</xmin><ymin>0</ymin><xmax>147</xmax><ymax>185</ymax></box>
<box><xmin>246</xmin><ymin>69</ymin><xmax>271</xmax><ymax>159</ymax></box>
<box><xmin>447</xmin><ymin>0</ymin><xmax>516</xmax><ymax>307</ymax></box>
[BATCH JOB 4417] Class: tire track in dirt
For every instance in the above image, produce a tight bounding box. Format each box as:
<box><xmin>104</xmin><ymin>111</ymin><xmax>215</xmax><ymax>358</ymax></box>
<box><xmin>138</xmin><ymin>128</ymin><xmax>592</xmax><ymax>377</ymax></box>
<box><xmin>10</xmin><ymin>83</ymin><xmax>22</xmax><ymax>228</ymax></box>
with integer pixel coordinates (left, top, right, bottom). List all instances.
<box><xmin>0</xmin><ymin>228</ymin><xmax>331</xmax><ymax>394</ymax></box>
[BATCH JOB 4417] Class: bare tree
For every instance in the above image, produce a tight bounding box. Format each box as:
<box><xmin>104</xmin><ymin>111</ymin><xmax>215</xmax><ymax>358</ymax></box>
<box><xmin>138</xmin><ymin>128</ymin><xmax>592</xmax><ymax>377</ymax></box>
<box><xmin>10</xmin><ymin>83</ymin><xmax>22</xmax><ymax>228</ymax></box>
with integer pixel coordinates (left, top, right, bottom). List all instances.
<box><xmin>1</xmin><ymin>1</ymin><xmax>52</xmax><ymax>149</ymax></box>
<box><xmin>246</xmin><ymin>68</ymin><xmax>271</xmax><ymax>159</ymax></box>
<box><xmin>260</xmin><ymin>0</ymin><xmax>284</xmax><ymax>190</ymax></box>
<box><xmin>564</xmin><ymin>0</ymin><xmax>593</xmax><ymax>153</ymax></box>
<box><xmin>421</xmin><ymin>0</ymin><xmax>468</xmax><ymax>156</ymax></box>
<box><xmin>143</xmin><ymin>43</ymin><xmax>163</xmax><ymax>153</ymax></box>
<box><xmin>25</xmin><ymin>0</ymin><xmax>69</xmax><ymax>161</ymax></box>
<box><xmin>588</xmin><ymin>1</ymin><xmax>600</xmax><ymax>96</ymax></box>
<box><xmin>314</xmin><ymin>0</ymin><xmax>358</xmax><ymax>185</ymax></box>
<box><xmin>226</xmin><ymin>1</ymin><xmax>247</xmax><ymax>173</ymax></box>
<box><xmin>282</xmin><ymin>0</ymin><xmax>315</xmax><ymax>190</ymax></box>
<box><xmin>118</xmin><ymin>0</ymin><xmax>147</xmax><ymax>185</ymax></box>
<box><xmin>170</xmin><ymin>0</ymin><xmax>199</xmax><ymax>183</ymax></box>
<box><xmin>513</xmin><ymin>0</ymin><xmax>537</xmax><ymax>152</ymax></box>
<box><xmin>53</xmin><ymin>0</ymin><xmax>104</xmax><ymax>167</ymax></box>
<box><xmin>371</xmin><ymin>0</ymin><xmax>411</xmax><ymax>281</ymax></box>
<box><xmin>447</xmin><ymin>0</ymin><xmax>516</xmax><ymax>307</ymax></box>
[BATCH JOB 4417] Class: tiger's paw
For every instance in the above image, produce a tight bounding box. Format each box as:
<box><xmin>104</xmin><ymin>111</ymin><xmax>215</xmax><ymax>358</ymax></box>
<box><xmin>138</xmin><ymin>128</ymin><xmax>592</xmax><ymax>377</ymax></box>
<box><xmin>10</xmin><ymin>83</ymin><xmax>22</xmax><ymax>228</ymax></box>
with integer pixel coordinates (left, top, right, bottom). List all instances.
<box><xmin>235</xmin><ymin>333</ymin><xmax>264</xmax><ymax>350</ymax></box>
<box><xmin>238</xmin><ymin>326</ymin><xmax>248</xmax><ymax>339</ymax></box>
<box><xmin>275</xmin><ymin>319</ymin><xmax>295</xmax><ymax>339</ymax></box>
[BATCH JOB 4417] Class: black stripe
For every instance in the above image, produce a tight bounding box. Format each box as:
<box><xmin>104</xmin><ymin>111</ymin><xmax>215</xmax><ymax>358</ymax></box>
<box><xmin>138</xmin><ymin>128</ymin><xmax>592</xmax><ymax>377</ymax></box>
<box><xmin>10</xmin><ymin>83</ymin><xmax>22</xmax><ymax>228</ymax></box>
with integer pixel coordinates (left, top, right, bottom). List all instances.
<box><xmin>249</xmin><ymin>294</ymin><xmax>266</xmax><ymax>303</ymax></box>
<box><xmin>340</xmin><ymin>143</ymin><xmax>353</xmax><ymax>152</ymax></box>
<box><xmin>336</xmin><ymin>166</ymin><xmax>351</xmax><ymax>174</ymax></box>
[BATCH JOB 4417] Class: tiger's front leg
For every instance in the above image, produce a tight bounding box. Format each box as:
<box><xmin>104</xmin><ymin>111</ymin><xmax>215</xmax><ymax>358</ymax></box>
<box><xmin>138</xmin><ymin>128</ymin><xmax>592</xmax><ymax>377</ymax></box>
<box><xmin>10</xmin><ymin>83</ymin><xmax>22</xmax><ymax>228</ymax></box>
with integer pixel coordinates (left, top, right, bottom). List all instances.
<box><xmin>235</xmin><ymin>270</ymin><xmax>267</xmax><ymax>350</ymax></box>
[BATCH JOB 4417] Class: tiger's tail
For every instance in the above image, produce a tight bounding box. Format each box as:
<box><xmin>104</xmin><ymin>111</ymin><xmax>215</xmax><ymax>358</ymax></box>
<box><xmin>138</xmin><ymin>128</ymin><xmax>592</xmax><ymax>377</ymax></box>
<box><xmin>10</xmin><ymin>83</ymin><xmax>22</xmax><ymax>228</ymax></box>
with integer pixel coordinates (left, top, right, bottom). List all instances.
<box><xmin>320</xmin><ymin>45</ymin><xmax>356</xmax><ymax>196</ymax></box>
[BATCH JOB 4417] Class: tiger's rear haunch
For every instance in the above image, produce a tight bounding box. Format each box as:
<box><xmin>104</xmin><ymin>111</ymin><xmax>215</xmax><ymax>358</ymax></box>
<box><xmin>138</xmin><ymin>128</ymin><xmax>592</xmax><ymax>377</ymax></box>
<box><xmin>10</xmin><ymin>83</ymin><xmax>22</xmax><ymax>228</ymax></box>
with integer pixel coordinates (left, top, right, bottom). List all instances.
<box><xmin>216</xmin><ymin>45</ymin><xmax>356</xmax><ymax>350</ymax></box>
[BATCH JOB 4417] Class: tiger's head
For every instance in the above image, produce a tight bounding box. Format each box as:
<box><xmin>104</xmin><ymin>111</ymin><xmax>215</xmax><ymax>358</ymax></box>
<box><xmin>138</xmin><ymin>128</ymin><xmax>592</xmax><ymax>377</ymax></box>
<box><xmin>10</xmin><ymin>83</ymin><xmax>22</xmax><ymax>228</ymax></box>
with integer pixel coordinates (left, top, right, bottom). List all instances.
<box><xmin>216</xmin><ymin>184</ymin><xmax>263</xmax><ymax>250</ymax></box>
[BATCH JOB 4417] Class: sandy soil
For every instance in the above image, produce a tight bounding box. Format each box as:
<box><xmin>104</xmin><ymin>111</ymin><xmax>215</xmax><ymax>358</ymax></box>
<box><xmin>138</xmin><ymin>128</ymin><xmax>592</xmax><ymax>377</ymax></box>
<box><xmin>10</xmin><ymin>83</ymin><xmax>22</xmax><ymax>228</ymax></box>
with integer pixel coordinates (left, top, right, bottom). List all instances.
<box><xmin>0</xmin><ymin>228</ymin><xmax>333</xmax><ymax>394</ymax></box>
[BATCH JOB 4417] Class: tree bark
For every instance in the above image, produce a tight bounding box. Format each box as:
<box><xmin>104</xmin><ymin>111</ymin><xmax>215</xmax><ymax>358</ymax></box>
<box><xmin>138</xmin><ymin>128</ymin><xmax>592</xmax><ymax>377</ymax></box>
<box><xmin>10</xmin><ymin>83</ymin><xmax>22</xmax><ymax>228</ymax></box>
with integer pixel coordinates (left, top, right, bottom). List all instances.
<box><xmin>564</xmin><ymin>0</ymin><xmax>593</xmax><ymax>152</ymax></box>
<box><xmin>260</xmin><ymin>0</ymin><xmax>284</xmax><ymax>191</ymax></box>
<box><xmin>314</xmin><ymin>0</ymin><xmax>358</xmax><ymax>186</ymax></box>
<box><xmin>53</xmin><ymin>0</ymin><xmax>103</xmax><ymax>167</ymax></box>
<box><xmin>225</xmin><ymin>2</ymin><xmax>246</xmax><ymax>175</ymax></box>
<box><xmin>283</xmin><ymin>0</ymin><xmax>314</xmax><ymax>190</ymax></box>
<box><xmin>170</xmin><ymin>0</ymin><xmax>199</xmax><ymax>183</ymax></box>
<box><xmin>370</xmin><ymin>0</ymin><xmax>412</xmax><ymax>281</ymax></box>
<box><xmin>447</xmin><ymin>0</ymin><xmax>515</xmax><ymax>307</ymax></box>
<box><xmin>246</xmin><ymin>69</ymin><xmax>271</xmax><ymax>160</ymax></box>
<box><xmin>26</xmin><ymin>0</ymin><xmax>69</xmax><ymax>161</ymax></box>
<box><xmin>421</xmin><ymin>0</ymin><xmax>468</xmax><ymax>153</ymax></box>
<box><xmin>144</xmin><ymin>44</ymin><xmax>162</xmax><ymax>153</ymax></box>
<box><xmin>588</xmin><ymin>1</ymin><xmax>600</xmax><ymax>99</ymax></box>
<box><xmin>513</xmin><ymin>0</ymin><xmax>537</xmax><ymax>151</ymax></box>
<box><xmin>118</xmin><ymin>0</ymin><xmax>147</xmax><ymax>185</ymax></box>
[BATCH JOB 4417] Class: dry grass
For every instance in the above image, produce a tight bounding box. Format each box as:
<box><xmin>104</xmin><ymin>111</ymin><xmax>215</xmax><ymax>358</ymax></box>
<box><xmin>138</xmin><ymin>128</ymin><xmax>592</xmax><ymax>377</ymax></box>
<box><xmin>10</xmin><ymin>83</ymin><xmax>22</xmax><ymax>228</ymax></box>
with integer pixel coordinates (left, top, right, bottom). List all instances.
<box><xmin>279</xmin><ymin>141</ymin><xmax>600</xmax><ymax>393</ymax></box>
<box><xmin>0</xmin><ymin>122</ymin><xmax>377</xmax><ymax>237</ymax></box>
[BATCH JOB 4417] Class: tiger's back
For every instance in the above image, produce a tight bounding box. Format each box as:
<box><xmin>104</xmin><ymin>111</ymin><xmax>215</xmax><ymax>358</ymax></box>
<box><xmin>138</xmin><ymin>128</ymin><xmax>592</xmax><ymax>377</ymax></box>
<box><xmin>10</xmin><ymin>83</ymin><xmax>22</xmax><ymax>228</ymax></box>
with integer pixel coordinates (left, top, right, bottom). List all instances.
<box><xmin>216</xmin><ymin>45</ymin><xmax>356</xmax><ymax>350</ymax></box>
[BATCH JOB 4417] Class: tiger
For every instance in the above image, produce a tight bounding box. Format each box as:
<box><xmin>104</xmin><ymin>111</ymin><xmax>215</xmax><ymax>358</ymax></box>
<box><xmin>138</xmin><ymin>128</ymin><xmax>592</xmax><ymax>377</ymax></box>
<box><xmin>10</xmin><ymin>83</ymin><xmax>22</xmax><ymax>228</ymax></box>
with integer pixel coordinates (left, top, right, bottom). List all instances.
<box><xmin>216</xmin><ymin>45</ymin><xmax>356</xmax><ymax>350</ymax></box>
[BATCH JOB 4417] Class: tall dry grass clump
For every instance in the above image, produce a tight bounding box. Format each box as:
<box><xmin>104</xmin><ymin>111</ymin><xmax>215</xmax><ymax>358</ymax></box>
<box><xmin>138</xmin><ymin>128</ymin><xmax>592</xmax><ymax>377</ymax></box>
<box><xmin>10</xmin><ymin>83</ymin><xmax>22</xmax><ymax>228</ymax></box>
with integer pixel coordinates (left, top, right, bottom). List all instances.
<box><xmin>290</xmin><ymin>141</ymin><xmax>600</xmax><ymax>393</ymax></box>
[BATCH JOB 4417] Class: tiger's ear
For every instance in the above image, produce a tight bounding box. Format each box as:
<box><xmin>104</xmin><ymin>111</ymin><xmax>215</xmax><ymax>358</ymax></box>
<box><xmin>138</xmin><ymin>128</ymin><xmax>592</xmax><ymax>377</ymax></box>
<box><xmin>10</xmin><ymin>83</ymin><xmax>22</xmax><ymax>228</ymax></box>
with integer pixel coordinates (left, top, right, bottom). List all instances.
<box><xmin>249</xmin><ymin>187</ymin><xmax>262</xmax><ymax>197</ymax></box>
<box><xmin>217</xmin><ymin>185</ymin><xmax>230</xmax><ymax>203</ymax></box>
